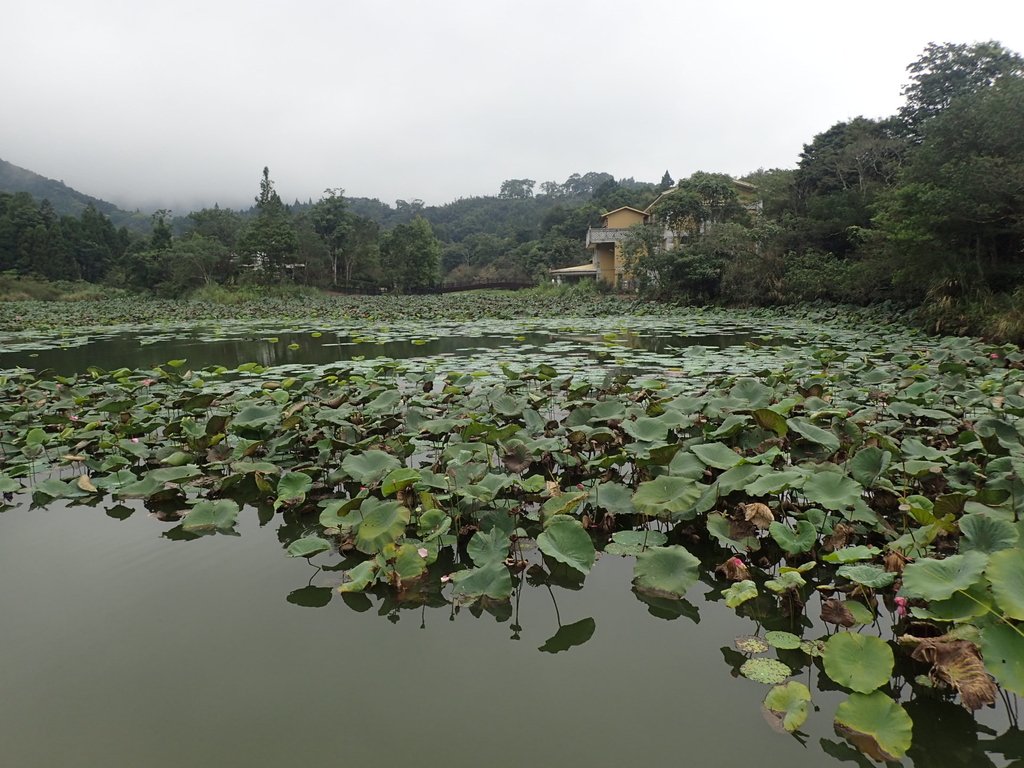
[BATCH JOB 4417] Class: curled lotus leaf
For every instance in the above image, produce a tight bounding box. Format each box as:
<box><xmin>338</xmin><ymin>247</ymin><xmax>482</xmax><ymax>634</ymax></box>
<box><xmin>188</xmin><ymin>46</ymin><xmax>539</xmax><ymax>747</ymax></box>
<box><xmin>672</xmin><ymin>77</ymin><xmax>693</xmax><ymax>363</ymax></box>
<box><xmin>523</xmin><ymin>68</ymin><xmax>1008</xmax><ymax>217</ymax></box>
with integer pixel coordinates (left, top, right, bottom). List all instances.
<box><xmin>764</xmin><ymin>681</ymin><xmax>811</xmax><ymax>732</ymax></box>
<box><xmin>834</xmin><ymin>692</ymin><xmax>913</xmax><ymax>761</ymax></box>
<box><xmin>723</xmin><ymin>580</ymin><xmax>758</xmax><ymax>609</ymax></box>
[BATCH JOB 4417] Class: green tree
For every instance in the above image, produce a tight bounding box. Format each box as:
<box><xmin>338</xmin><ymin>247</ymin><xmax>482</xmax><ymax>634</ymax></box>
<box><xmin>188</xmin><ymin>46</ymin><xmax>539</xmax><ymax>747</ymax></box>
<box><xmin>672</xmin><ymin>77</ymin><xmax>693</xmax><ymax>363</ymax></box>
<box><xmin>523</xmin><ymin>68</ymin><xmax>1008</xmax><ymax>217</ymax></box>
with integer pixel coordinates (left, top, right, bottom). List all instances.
<box><xmin>310</xmin><ymin>188</ymin><xmax>352</xmax><ymax>286</ymax></box>
<box><xmin>900</xmin><ymin>41</ymin><xmax>1024</xmax><ymax>140</ymax></box>
<box><xmin>498</xmin><ymin>179</ymin><xmax>536</xmax><ymax>199</ymax></box>
<box><xmin>239</xmin><ymin>167</ymin><xmax>298</xmax><ymax>281</ymax></box>
<box><xmin>380</xmin><ymin>216</ymin><xmax>441</xmax><ymax>292</ymax></box>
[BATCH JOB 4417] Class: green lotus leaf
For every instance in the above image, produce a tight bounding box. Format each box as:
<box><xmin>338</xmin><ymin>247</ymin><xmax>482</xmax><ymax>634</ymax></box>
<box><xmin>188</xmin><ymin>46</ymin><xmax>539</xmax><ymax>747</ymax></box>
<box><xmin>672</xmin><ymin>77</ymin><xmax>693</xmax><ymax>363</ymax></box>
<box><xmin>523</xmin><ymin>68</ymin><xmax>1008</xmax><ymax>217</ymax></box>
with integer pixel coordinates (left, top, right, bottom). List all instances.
<box><xmin>764</xmin><ymin>681</ymin><xmax>811</xmax><ymax>732</ymax></box>
<box><xmin>802</xmin><ymin>472</ymin><xmax>863</xmax><ymax>510</ymax></box>
<box><xmin>769</xmin><ymin>520</ymin><xmax>817</xmax><ymax>555</ymax></box>
<box><xmin>716</xmin><ymin>463</ymin><xmax>770</xmax><ymax>495</ymax></box>
<box><xmin>537</xmin><ymin>517</ymin><xmax>595</xmax><ymax>574</ymax></box>
<box><xmin>837</xmin><ymin>564</ymin><xmax>895</xmax><ymax>589</ymax></box>
<box><xmin>376</xmin><ymin>542</ymin><xmax>428</xmax><ymax>583</ymax></box>
<box><xmin>182</xmin><ymin>499</ymin><xmax>239</xmax><ymax>532</ymax></box>
<box><xmin>849</xmin><ymin>446</ymin><xmax>891</xmax><ymax>488</ymax></box>
<box><xmin>604</xmin><ymin>529</ymin><xmax>667</xmax><ymax>556</ymax></box>
<box><xmin>745</xmin><ymin>468</ymin><xmax>807</xmax><ymax>496</ymax></box>
<box><xmin>342</xmin><ymin>450</ymin><xmax>402</xmax><ymax>485</ymax></box>
<box><xmin>729</xmin><ymin>378</ymin><xmax>774</xmax><ymax>409</ymax></box>
<box><xmin>381</xmin><ymin>467</ymin><xmax>422</xmax><ymax>496</ymax></box>
<box><xmin>691</xmin><ymin>442</ymin><xmax>744</xmax><ymax>470</ymax></box>
<box><xmin>764</xmin><ymin>630</ymin><xmax>802</xmax><ymax>650</ymax></box>
<box><xmin>752</xmin><ymin>408</ymin><xmax>788</xmax><ymax>437</ymax></box>
<box><xmin>900</xmin><ymin>551</ymin><xmax>988</xmax><ymax>601</ymax></box>
<box><xmin>834</xmin><ymin>692</ymin><xmax>913</xmax><ymax>761</ymax></box>
<box><xmin>337</xmin><ymin>560</ymin><xmax>379</xmax><ymax>593</ymax></box>
<box><xmin>823</xmin><ymin>545</ymin><xmax>880</xmax><ymax>564</ymax></box>
<box><xmin>723</xmin><ymin>580</ymin><xmax>758</xmax><ymax>608</ymax></box>
<box><xmin>979</xmin><ymin>622</ymin><xmax>1024</xmax><ymax>696</ymax></box>
<box><xmin>286</xmin><ymin>535</ymin><xmax>332</xmax><ymax>558</ymax></box>
<box><xmin>587</xmin><ymin>481</ymin><xmax>635</xmax><ymax>516</ymax></box>
<box><xmin>467</xmin><ymin>528</ymin><xmax>511</xmax><ymax>568</ymax></box>
<box><xmin>986</xmin><ymin>547</ymin><xmax>1024</xmax><ymax>620</ymax></box>
<box><xmin>632</xmin><ymin>545</ymin><xmax>700</xmax><ymax>598</ymax></box>
<box><xmin>960</xmin><ymin>513</ymin><xmax>1019</xmax><ymax>554</ymax></box>
<box><xmin>0</xmin><ymin>473</ymin><xmax>21</xmax><ymax>493</ymax></box>
<box><xmin>787</xmin><ymin>417</ymin><xmax>840</xmax><ymax>453</ymax></box>
<box><xmin>540</xmin><ymin>490</ymin><xmax>588</xmax><ymax>519</ymax></box>
<box><xmin>632</xmin><ymin>476</ymin><xmax>704</xmax><ymax>521</ymax></box>
<box><xmin>623</xmin><ymin>416</ymin><xmax>670</xmax><ymax>443</ymax></box>
<box><xmin>765</xmin><ymin>570</ymin><xmax>806</xmax><ymax>593</ymax></box>
<box><xmin>32</xmin><ymin>478</ymin><xmax>90</xmax><ymax>499</ymax></box>
<box><xmin>353</xmin><ymin>498</ymin><xmax>411</xmax><ymax>554</ymax></box>
<box><xmin>740</xmin><ymin>658</ymin><xmax>791</xmax><ymax>684</ymax></box>
<box><xmin>231</xmin><ymin>404</ymin><xmax>281</xmax><ymax>431</ymax></box>
<box><xmin>822</xmin><ymin>632</ymin><xmax>893</xmax><ymax>693</ymax></box>
<box><xmin>451</xmin><ymin>561</ymin><xmax>513</xmax><ymax>601</ymax></box>
<box><xmin>274</xmin><ymin>471</ymin><xmax>313</xmax><ymax>510</ymax></box>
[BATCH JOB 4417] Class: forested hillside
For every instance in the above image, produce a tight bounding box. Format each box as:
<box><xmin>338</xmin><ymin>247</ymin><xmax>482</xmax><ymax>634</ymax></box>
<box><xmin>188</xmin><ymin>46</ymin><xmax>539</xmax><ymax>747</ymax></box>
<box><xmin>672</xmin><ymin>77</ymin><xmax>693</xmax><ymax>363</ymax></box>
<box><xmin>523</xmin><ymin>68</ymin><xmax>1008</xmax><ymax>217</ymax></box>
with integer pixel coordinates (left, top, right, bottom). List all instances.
<box><xmin>2</xmin><ymin>41</ymin><xmax>1023</xmax><ymax>340</ymax></box>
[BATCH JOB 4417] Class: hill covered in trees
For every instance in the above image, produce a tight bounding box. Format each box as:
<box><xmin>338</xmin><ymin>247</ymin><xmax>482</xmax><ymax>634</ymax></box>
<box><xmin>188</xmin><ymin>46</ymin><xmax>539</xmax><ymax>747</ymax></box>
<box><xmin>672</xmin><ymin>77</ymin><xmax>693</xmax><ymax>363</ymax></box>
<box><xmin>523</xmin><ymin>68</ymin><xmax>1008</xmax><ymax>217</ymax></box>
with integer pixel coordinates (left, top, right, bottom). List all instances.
<box><xmin>2</xmin><ymin>41</ymin><xmax>1023</xmax><ymax>341</ymax></box>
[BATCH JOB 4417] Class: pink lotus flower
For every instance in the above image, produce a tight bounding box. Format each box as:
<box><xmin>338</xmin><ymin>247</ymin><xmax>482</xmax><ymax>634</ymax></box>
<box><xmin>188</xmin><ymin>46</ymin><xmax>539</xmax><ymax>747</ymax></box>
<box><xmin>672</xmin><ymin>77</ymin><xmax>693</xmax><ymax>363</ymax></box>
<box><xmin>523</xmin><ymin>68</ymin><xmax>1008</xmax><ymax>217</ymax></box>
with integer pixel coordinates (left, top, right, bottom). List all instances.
<box><xmin>131</xmin><ymin>437</ymin><xmax>140</xmax><ymax>443</ymax></box>
<box><xmin>894</xmin><ymin>596</ymin><xmax>908</xmax><ymax>617</ymax></box>
<box><xmin>417</xmin><ymin>547</ymin><xmax>429</xmax><ymax>558</ymax></box>
<box><xmin>440</xmin><ymin>574</ymin><xmax>452</xmax><ymax>583</ymax></box>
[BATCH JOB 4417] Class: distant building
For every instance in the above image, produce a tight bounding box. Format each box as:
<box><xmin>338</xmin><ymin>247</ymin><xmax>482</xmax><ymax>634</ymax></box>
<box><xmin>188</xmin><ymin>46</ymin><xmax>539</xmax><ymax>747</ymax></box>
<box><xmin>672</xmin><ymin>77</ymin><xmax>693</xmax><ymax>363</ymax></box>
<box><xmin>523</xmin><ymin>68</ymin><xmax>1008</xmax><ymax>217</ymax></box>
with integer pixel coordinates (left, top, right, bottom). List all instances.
<box><xmin>549</xmin><ymin>178</ymin><xmax>760</xmax><ymax>289</ymax></box>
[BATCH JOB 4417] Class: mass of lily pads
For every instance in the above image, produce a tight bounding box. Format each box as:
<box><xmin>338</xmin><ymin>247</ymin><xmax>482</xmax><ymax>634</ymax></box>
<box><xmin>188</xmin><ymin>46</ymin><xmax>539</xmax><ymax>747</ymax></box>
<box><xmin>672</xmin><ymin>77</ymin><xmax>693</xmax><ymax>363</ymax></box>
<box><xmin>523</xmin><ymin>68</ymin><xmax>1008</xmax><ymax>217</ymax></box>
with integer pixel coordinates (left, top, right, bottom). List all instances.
<box><xmin>3</xmin><ymin>296</ymin><xmax>1024</xmax><ymax>762</ymax></box>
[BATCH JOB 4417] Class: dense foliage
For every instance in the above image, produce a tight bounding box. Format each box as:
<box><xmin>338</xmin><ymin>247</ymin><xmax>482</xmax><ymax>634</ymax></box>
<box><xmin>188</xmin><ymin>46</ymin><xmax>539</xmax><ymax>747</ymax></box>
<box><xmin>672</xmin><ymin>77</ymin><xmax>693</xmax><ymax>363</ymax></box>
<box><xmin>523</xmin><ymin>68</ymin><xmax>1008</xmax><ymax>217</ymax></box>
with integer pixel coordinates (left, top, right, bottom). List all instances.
<box><xmin>2</xmin><ymin>41</ymin><xmax>1023</xmax><ymax>341</ymax></box>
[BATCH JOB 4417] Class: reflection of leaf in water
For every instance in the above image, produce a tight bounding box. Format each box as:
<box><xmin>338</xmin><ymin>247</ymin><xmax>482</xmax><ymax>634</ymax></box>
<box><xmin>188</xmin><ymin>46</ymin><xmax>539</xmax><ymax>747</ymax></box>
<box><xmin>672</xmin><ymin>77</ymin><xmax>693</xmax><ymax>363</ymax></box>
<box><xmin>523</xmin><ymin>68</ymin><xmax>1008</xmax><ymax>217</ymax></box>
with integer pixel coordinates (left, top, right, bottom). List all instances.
<box><xmin>632</xmin><ymin>588</ymin><xmax>700</xmax><ymax>623</ymax></box>
<box><xmin>538</xmin><ymin>617</ymin><xmax>596</xmax><ymax>654</ymax></box>
<box><xmin>286</xmin><ymin>586</ymin><xmax>332</xmax><ymax>608</ymax></box>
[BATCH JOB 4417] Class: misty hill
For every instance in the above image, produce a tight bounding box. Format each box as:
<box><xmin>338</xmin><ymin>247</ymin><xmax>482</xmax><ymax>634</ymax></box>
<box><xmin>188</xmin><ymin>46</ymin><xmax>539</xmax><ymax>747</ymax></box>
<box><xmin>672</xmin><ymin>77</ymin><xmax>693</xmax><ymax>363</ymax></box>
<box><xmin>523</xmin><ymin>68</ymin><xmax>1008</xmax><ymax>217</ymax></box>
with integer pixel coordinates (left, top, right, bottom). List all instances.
<box><xmin>0</xmin><ymin>158</ymin><xmax>150</xmax><ymax>231</ymax></box>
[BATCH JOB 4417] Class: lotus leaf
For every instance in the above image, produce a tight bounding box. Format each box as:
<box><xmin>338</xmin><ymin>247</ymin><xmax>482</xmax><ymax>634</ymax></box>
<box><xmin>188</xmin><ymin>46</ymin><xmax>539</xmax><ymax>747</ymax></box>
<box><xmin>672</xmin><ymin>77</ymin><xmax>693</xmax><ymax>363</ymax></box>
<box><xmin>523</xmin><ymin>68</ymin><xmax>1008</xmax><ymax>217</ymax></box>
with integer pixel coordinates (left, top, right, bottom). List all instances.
<box><xmin>802</xmin><ymin>471</ymin><xmax>863</xmax><ymax>511</ymax></box>
<box><xmin>450</xmin><ymin>561</ymin><xmax>513</xmax><ymax>601</ymax></box>
<box><xmin>960</xmin><ymin>513</ymin><xmax>1019</xmax><ymax>554</ymax></box>
<box><xmin>537</xmin><ymin>517</ymin><xmax>595</xmax><ymax>574</ymax></box>
<box><xmin>834</xmin><ymin>692</ymin><xmax>913</xmax><ymax>761</ymax></box>
<box><xmin>632</xmin><ymin>545</ymin><xmax>700</xmax><ymax>598</ymax></box>
<box><xmin>822</xmin><ymin>632</ymin><xmax>893</xmax><ymax>692</ymax></box>
<box><xmin>604</xmin><ymin>529</ymin><xmax>667</xmax><ymax>556</ymax></box>
<box><xmin>691</xmin><ymin>442</ymin><xmax>744</xmax><ymax>470</ymax></box>
<box><xmin>836</xmin><ymin>564</ymin><xmax>895</xmax><ymax>589</ymax></box>
<box><xmin>735</xmin><ymin>635</ymin><xmax>769</xmax><ymax>653</ymax></box>
<box><xmin>769</xmin><ymin>521</ymin><xmax>817</xmax><ymax>555</ymax></box>
<box><xmin>338</xmin><ymin>560</ymin><xmax>379</xmax><ymax>593</ymax></box>
<box><xmin>740</xmin><ymin>658</ymin><xmax>791</xmax><ymax>684</ymax></box>
<box><xmin>823</xmin><ymin>545</ymin><xmax>880</xmax><ymax>564</ymax></box>
<box><xmin>979</xmin><ymin>623</ymin><xmax>1024</xmax><ymax>696</ymax></box>
<box><xmin>286</xmin><ymin>535</ymin><xmax>332</xmax><ymax>558</ymax></box>
<box><xmin>632</xmin><ymin>476</ymin><xmax>703</xmax><ymax>521</ymax></box>
<box><xmin>342</xmin><ymin>450</ymin><xmax>402</xmax><ymax>485</ymax></box>
<box><xmin>986</xmin><ymin>548</ymin><xmax>1024</xmax><ymax>620</ymax></box>
<box><xmin>467</xmin><ymin>528</ymin><xmax>511</xmax><ymax>567</ymax></box>
<box><xmin>849</xmin><ymin>447</ymin><xmax>891</xmax><ymax>488</ymax></box>
<box><xmin>787</xmin><ymin>418</ymin><xmax>840</xmax><ymax>453</ymax></box>
<box><xmin>274</xmin><ymin>471</ymin><xmax>313</xmax><ymax>509</ymax></box>
<box><xmin>182</xmin><ymin>499</ymin><xmax>239</xmax><ymax>532</ymax></box>
<box><xmin>353</xmin><ymin>499</ymin><xmax>411</xmax><ymax>554</ymax></box>
<box><xmin>723</xmin><ymin>580</ymin><xmax>758</xmax><ymax>608</ymax></box>
<box><xmin>764</xmin><ymin>681</ymin><xmax>811</xmax><ymax>732</ymax></box>
<box><xmin>764</xmin><ymin>631</ymin><xmax>802</xmax><ymax>650</ymax></box>
<box><xmin>900</xmin><ymin>552</ymin><xmax>988</xmax><ymax>602</ymax></box>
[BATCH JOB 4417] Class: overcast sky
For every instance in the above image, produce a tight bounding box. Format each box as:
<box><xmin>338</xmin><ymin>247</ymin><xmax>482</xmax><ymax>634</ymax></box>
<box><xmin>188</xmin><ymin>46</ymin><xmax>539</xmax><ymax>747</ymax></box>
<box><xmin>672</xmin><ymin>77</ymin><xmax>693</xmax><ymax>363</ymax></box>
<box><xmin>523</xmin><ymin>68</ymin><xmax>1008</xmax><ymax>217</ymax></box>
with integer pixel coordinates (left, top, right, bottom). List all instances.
<box><xmin>3</xmin><ymin>0</ymin><xmax>1023</xmax><ymax>213</ymax></box>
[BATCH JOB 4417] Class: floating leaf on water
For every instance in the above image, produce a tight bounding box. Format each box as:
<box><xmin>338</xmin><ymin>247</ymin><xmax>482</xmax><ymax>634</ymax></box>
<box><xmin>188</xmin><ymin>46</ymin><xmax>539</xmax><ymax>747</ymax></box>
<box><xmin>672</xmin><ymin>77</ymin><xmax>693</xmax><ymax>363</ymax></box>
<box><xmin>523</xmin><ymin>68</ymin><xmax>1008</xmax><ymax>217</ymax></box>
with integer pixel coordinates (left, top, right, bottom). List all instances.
<box><xmin>834</xmin><ymin>691</ymin><xmax>913</xmax><ymax>761</ymax></box>
<box><xmin>182</xmin><ymin>499</ymin><xmax>239</xmax><ymax>532</ymax></box>
<box><xmin>822</xmin><ymin>632</ymin><xmax>894</xmax><ymax>693</ymax></box>
<box><xmin>765</xmin><ymin>631</ymin><xmax>802</xmax><ymax>650</ymax></box>
<box><xmin>735</xmin><ymin>634</ymin><xmax>770</xmax><ymax>654</ymax></box>
<box><xmin>740</xmin><ymin>658</ymin><xmax>791</xmax><ymax>684</ymax></box>
<box><xmin>632</xmin><ymin>545</ymin><xmax>700</xmax><ymax>598</ymax></box>
<box><xmin>763</xmin><ymin>681</ymin><xmax>811</xmax><ymax>732</ymax></box>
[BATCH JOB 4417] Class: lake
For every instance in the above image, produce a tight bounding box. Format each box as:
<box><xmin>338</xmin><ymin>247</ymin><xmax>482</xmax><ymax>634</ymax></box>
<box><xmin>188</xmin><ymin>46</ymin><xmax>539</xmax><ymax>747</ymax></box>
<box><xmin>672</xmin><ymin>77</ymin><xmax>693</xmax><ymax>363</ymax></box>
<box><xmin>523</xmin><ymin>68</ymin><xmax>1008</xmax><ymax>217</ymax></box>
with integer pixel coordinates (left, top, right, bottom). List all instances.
<box><xmin>0</xmin><ymin>302</ymin><xmax>1020</xmax><ymax>767</ymax></box>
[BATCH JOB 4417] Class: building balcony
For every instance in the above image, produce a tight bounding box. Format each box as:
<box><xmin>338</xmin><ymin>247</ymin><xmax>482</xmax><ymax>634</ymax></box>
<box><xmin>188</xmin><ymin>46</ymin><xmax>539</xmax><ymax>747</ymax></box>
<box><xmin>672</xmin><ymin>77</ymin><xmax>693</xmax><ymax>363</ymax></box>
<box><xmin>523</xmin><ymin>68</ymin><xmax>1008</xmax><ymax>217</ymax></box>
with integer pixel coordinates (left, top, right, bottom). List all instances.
<box><xmin>585</xmin><ymin>227</ymin><xmax>632</xmax><ymax>247</ymax></box>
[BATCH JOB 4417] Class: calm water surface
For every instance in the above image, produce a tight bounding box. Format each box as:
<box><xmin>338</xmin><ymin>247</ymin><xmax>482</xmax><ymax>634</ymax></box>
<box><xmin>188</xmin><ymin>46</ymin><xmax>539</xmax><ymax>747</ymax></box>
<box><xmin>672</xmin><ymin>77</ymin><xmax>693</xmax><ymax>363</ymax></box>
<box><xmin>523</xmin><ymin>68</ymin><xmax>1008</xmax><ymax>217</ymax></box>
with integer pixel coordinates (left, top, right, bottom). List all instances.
<box><xmin>0</xmin><ymin>324</ymin><xmax>1019</xmax><ymax>767</ymax></box>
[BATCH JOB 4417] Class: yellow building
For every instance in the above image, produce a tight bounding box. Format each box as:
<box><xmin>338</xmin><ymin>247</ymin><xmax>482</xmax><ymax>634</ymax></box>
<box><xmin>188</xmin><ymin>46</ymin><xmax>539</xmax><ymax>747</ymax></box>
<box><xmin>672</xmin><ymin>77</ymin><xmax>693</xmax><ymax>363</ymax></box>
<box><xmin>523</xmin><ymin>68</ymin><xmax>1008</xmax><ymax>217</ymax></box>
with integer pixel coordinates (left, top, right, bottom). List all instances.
<box><xmin>583</xmin><ymin>206</ymin><xmax>647</xmax><ymax>286</ymax></box>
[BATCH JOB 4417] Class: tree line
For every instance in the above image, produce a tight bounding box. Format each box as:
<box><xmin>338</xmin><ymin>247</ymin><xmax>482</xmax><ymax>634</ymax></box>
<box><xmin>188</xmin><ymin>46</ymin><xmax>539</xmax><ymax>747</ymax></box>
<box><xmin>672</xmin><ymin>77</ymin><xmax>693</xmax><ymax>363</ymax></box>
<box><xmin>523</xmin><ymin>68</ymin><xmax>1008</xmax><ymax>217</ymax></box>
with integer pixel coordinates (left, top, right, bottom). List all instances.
<box><xmin>1</xmin><ymin>41</ymin><xmax>1022</xmax><ymax>338</ymax></box>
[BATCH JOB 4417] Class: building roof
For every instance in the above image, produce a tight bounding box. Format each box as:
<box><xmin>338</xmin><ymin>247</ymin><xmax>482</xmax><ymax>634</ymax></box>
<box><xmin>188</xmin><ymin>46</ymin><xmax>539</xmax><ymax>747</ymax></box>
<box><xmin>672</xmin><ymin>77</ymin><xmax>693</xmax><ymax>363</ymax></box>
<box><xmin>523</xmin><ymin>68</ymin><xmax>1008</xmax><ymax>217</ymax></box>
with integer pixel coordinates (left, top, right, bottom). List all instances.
<box><xmin>601</xmin><ymin>206</ymin><xmax>648</xmax><ymax>218</ymax></box>
<box><xmin>549</xmin><ymin>263</ymin><xmax>597</xmax><ymax>275</ymax></box>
